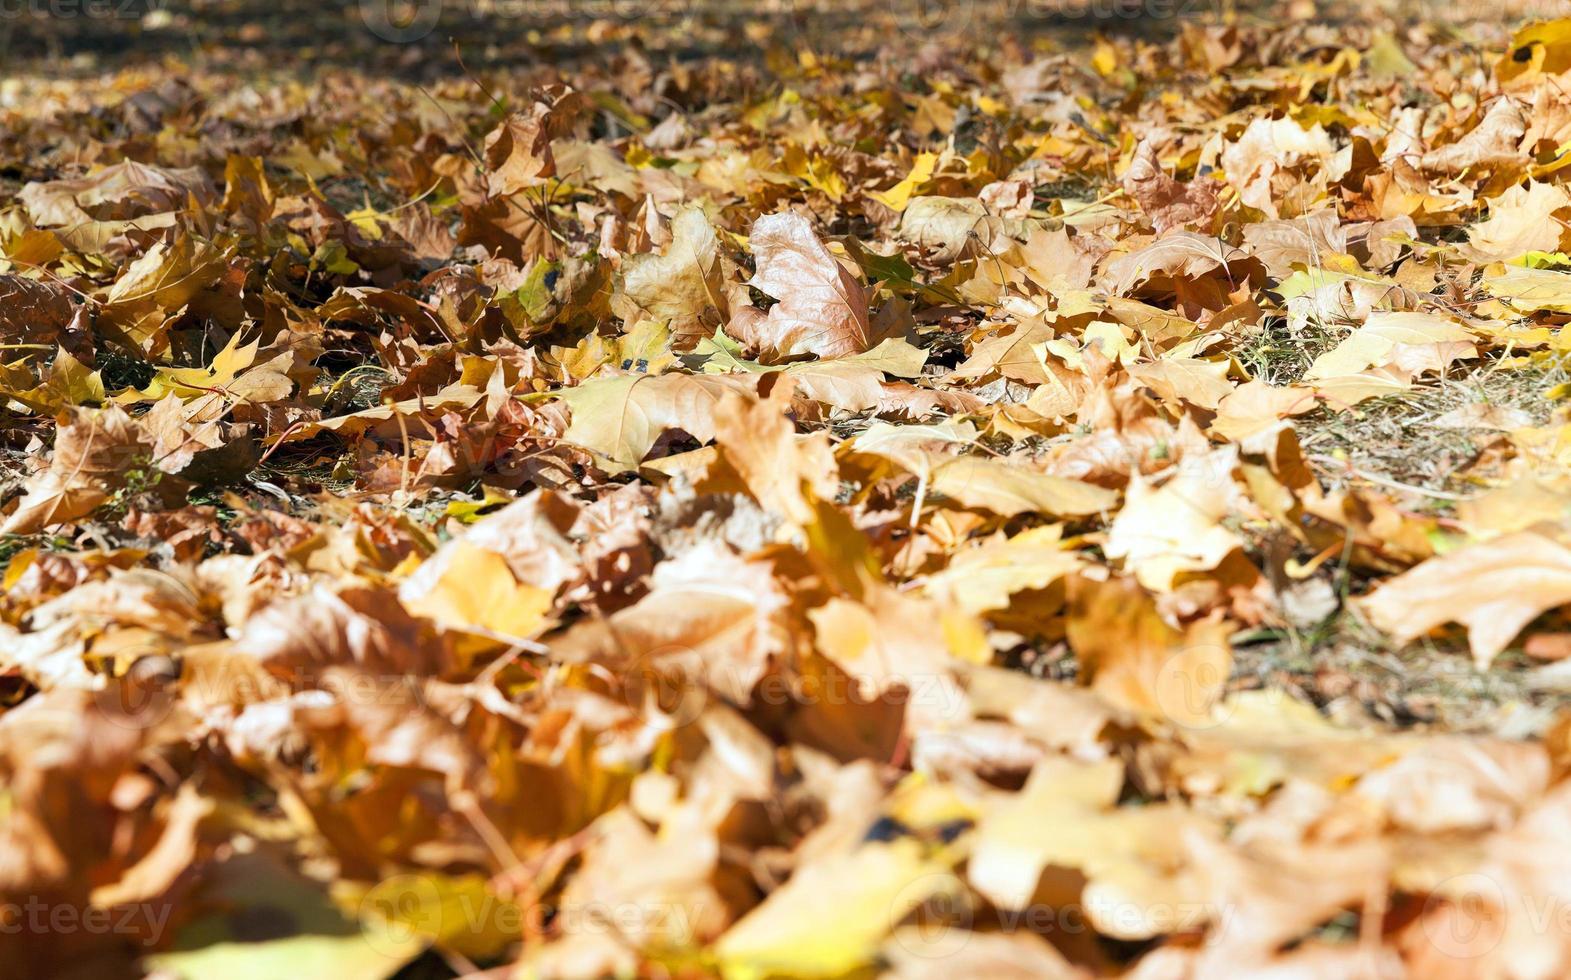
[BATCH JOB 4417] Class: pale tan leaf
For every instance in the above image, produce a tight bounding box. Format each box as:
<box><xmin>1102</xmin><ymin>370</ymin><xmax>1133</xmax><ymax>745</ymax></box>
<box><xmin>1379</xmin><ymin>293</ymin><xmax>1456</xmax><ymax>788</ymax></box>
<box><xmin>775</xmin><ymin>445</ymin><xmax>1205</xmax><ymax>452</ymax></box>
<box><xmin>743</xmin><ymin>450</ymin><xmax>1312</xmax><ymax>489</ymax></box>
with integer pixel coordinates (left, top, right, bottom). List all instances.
<box><xmin>930</xmin><ymin>456</ymin><xmax>1118</xmax><ymax>518</ymax></box>
<box><xmin>1362</xmin><ymin>531</ymin><xmax>1571</xmax><ymax>668</ymax></box>
<box><xmin>739</xmin><ymin>211</ymin><xmax>873</xmax><ymax>359</ymax></box>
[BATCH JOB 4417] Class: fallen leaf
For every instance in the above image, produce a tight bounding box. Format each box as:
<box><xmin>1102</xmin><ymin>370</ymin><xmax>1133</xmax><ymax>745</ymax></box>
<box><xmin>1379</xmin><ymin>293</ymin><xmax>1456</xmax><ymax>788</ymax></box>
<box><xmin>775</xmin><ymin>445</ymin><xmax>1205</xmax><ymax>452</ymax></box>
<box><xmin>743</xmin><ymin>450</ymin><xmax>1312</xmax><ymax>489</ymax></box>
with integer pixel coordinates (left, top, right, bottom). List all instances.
<box><xmin>1362</xmin><ymin>531</ymin><xmax>1571</xmax><ymax>667</ymax></box>
<box><xmin>735</xmin><ymin>211</ymin><xmax>873</xmax><ymax>359</ymax></box>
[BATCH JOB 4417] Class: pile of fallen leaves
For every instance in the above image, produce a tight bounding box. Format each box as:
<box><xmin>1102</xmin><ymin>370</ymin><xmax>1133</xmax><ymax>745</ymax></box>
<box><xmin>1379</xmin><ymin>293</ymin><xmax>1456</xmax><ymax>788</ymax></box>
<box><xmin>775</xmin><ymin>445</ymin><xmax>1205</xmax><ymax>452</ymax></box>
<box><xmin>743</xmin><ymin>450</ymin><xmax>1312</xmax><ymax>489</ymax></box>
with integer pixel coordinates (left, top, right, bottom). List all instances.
<box><xmin>10</xmin><ymin>2</ymin><xmax>1571</xmax><ymax>977</ymax></box>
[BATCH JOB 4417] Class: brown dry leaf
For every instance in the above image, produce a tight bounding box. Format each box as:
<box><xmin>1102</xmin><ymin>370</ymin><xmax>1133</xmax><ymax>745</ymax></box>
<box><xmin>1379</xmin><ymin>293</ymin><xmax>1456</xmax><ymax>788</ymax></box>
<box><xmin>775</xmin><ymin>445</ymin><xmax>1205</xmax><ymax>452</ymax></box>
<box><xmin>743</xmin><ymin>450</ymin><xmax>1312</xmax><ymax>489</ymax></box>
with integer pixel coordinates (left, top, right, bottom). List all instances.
<box><xmin>484</xmin><ymin>104</ymin><xmax>557</xmax><ymax>198</ymax></box>
<box><xmin>0</xmin><ymin>686</ymin><xmax>182</xmax><ymax>970</ymax></box>
<box><xmin>715</xmin><ymin>839</ymin><xmax>961</xmax><ymax>978</ymax></box>
<box><xmin>559</xmin><ymin>806</ymin><xmax>729</xmax><ymax>951</ymax></box>
<box><xmin>1020</xmin><ymin>225</ymin><xmax>1100</xmax><ymax>293</ymax></box>
<box><xmin>1209</xmin><ymin>379</ymin><xmax>1317</xmax><ymax>443</ymax></box>
<box><xmin>236</xmin><ymin>583</ymin><xmax>448</xmax><ymax>681</ymax></box>
<box><xmin>708</xmin><ymin>377</ymin><xmax>838</xmax><ymax>527</ymax></box>
<box><xmin>898</xmin><ymin>195</ymin><xmax>1010</xmax><ymax>263</ymax></box>
<box><xmin>1182</xmin><ymin>829</ymin><xmax>1391</xmax><ymax>970</ymax></box>
<box><xmin>1220</xmin><ymin>117</ymin><xmax>1335</xmax><ymax>218</ymax></box>
<box><xmin>554</xmin><ymin>541</ymin><xmax>790</xmax><ymax>705</ymax></box>
<box><xmin>0</xmin><ymin>275</ymin><xmax>75</xmax><ymax>347</ymax></box>
<box><xmin>221</xmin><ymin>154</ymin><xmax>274</xmax><ymax>224</ymax></box>
<box><xmin>18</xmin><ymin>160</ymin><xmax>214</xmax><ymax>250</ymax></box>
<box><xmin>808</xmin><ymin>584</ymin><xmax>974</xmax><ymax>729</ymax></box>
<box><xmin>883</xmin><ymin>928</ymin><xmax>1083</xmax><ymax>980</ymax></box>
<box><xmin>789</xmin><ymin>351</ymin><xmax>929</xmax><ymax>412</ymax></box>
<box><xmin>307</xmin><ymin>667</ymin><xmax>485</xmax><ymax>784</ymax></box>
<box><xmin>979</xmin><ymin>179</ymin><xmax>1032</xmax><ymax>219</ymax></box>
<box><xmin>950</xmin><ymin>317</ymin><xmax>1060</xmax><ymax>385</ymax></box>
<box><xmin>1123</xmin><ymin>139</ymin><xmax>1220</xmax><ymax>234</ymax></box>
<box><xmin>1305</xmin><ymin>310</ymin><xmax>1477</xmax><ymax>381</ymax></box>
<box><xmin>930</xmin><ymin>456</ymin><xmax>1118</xmax><ymax>518</ymax></box>
<box><xmin>1398</xmin><ymin>782</ymin><xmax>1571</xmax><ymax>979</ymax></box>
<box><xmin>1352</xmin><ymin>737</ymin><xmax>1550</xmax><ymax>833</ymax></box>
<box><xmin>1</xmin><ymin>406</ymin><xmax>153</xmax><ymax>534</ymax></box>
<box><xmin>922</xmin><ymin>525</ymin><xmax>1084</xmax><ymax>616</ymax></box>
<box><xmin>100</xmin><ymin>233</ymin><xmax>227</xmax><ymax>350</ymax></box>
<box><xmin>1067</xmin><ymin>575</ymin><xmax>1233</xmax><ymax>728</ymax></box>
<box><xmin>399</xmin><ymin>539</ymin><xmax>554</xmax><ymax>641</ymax></box>
<box><xmin>8</xmin><ymin>11</ymin><xmax>1571</xmax><ymax>979</ymax></box>
<box><xmin>456</xmin><ymin>489</ymin><xmax>584</xmax><ymax>590</ymax></box>
<box><xmin>970</xmin><ymin>756</ymin><xmax>1211</xmax><ymax>937</ymax></box>
<box><xmin>1100</xmin><ymin>231</ymin><xmax>1260</xmax><ymax>302</ymax></box>
<box><xmin>136</xmin><ymin>396</ymin><xmax>235</xmax><ymax>474</ymax></box>
<box><xmin>964</xmin><ymin>664</ymin><xmax>1117</xmax><ymax>757</ymax></box>
<box><xmin>1127</xmin><ymin>356</ymin><xmax>1233</xmax><ymax>411</ymax></box>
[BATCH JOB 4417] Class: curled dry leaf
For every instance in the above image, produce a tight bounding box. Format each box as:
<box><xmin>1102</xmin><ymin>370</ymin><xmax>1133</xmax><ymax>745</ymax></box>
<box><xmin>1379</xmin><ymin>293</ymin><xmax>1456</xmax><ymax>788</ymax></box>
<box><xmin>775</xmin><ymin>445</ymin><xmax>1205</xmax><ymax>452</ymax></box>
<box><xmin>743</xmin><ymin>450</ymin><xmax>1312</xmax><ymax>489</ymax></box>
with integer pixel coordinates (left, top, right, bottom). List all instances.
<box><xmin>553</xmin><ymin>541</ymin><xmax>790</xmax><ymax>705</ymax></box>
<box><xmin>18</xmin><ymin>159</ymin><xmax>216</xmax><ymax>250</ymax></box>
<box><xmin>899</xmin><ymin>195</ymin><xmax>1011</xmax><ymax>263</ymax></box>
<box><xmin>1220</xmin><ymin>117</ymin><xmax>1335</xmax><ymax>218</ymax></box>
